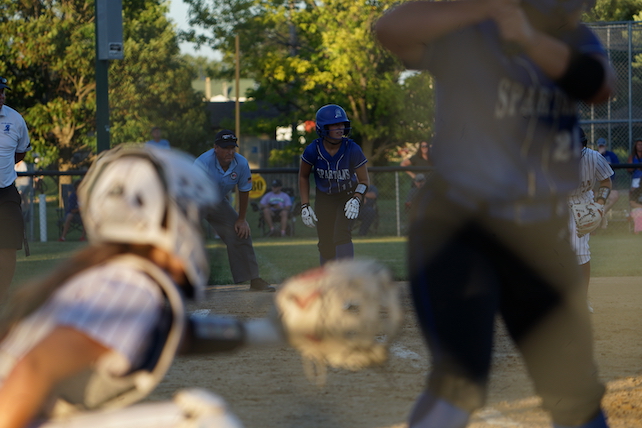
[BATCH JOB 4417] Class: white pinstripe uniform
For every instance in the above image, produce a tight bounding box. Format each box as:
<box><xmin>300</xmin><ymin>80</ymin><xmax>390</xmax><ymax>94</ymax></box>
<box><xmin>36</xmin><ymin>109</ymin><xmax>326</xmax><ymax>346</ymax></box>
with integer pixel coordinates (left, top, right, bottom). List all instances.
<box><xmin>568</xmin><ymin>147</ymin><xmax>614</xmax><ymax>265</ymax></box>
<box><xmin>0</xmin><ymin>259</ymin><xmax>165</xmax><ymax>409</ymax></box>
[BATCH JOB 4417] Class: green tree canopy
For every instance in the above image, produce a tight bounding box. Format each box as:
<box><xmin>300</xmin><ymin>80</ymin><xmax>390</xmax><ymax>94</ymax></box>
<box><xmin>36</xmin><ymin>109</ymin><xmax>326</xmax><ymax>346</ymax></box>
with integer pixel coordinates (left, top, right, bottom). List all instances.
<box><xmin>584</xmin><ymin>0</ymin><xmax>642</xmax><ymax>21</ymax></box>
<box><xmin>182</xmin><ymin>0</ymin><xmax>434</xmax><ymax>163</ymax></box>
<box><xmin>0</xmin><ymin>0</ymin><xmax>211</xmax><ymax>171</ymax></box>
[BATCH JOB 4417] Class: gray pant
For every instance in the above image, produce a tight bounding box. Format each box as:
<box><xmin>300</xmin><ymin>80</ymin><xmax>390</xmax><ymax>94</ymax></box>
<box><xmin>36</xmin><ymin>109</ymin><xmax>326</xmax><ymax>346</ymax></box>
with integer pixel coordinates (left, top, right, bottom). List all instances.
<box><xmin>205</xmin><ymin>200</ymin><xmax>259</xmax><ymax>283</ymax></box>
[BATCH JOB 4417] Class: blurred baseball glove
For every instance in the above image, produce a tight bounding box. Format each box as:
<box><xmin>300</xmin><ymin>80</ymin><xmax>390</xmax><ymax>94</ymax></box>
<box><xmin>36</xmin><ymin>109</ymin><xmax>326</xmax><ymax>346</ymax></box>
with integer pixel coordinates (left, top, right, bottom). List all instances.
<box><xmin>275</xmin><ymin>259</ymin><xmax>403</xmax><ymax>385</ymax></box>
<box><xmin>571</xmin><ymin>201</ymin><xmax>604</xmax><ymax>237</ymax></box>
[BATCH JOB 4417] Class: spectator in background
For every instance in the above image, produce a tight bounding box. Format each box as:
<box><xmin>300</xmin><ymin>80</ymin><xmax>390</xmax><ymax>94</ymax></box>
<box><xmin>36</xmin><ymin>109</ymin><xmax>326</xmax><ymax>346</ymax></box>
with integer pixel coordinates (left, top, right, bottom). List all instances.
<box><xmin>357</xmin><ymin>184</ymin><xmax>378</xmax><ymax>236</ymax></box>
<box><xmin>400</xmin><ymin>140</ymin><xmax>431</xmax><ymax>180</ymax></box>
<box><xmin>405</xmin><ymin>173</ymin><xmax>426</xmax><ymax>214</ymax></box>
<box><xmin>596</xmin><ymin>138</ymin><xmax>620</xmax><ymax>229</ymax></box>
<box><xmin>0</xmin><ymin>76</ymin><xmax>31</xmax><ymax>302</ymax></box>
<box><xmin>58</xmin><ymin>179</ymin><xmax>85</xmax><ymax>242</ymax></box>
<box><xmin>260</xmin><ymin>179</ymin><xmax>292</xmax><ymax>237</ymax></box>
<box><xmin>146</xmin><ymin>126</ymin><xmax>170</xmax><ymax>149</ymax></box>
<box><xmin>627</xmin><ymin>138</ymin><xmax>642</xmax><ymax>190</ymax></box>
<box><xmin>629</xmin><ymin>185</ymin><xmax>642</xmax><ymax>234</ymax></box>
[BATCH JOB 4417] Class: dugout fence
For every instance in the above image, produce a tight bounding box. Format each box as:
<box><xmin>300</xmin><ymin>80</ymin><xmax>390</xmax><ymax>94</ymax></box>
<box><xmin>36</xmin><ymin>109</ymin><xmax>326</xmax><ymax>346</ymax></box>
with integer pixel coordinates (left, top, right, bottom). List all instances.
<box><xmin>581</xmin><ymin>21</ymin><xmax>642</xmax><ymax>190</ymax></box>
<box><xmin>17</xmin><ymin>163</ymin><xmax>642</xmax><ymax>243</ymax></box>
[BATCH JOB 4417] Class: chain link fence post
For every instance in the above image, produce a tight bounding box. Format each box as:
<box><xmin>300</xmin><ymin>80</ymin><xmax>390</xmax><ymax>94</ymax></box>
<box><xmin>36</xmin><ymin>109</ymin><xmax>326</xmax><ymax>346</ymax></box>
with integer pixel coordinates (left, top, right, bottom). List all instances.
<box><xmin>39</xmin><ymin>194</ymin><xmax>47</xmax><ymax>242</ymax></box>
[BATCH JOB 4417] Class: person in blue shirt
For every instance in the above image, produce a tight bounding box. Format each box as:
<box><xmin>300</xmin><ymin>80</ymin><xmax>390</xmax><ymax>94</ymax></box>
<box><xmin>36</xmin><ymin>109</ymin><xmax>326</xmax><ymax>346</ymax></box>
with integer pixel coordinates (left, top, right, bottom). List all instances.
<box><xmin>259</xmin><ymin>179</ymin><xmax>292</xmax><ymax>237</ymax></box>
<box><xmin>298</xmin><ymin>104</ymin><xmax>369</xmax><ymax>264</ymax></box>
<box><xmin>145</xmin><ymin>127</ymin><xmax>170</xmax><ymax>149</ymax></box>
<box><xmin>195</xmin><ymin>130</ymin><xmax>274</xmax><ymax>292</ymax></box>
<box><xmin>376</xmin><ymin>1</ymin><xmax>615</xmax><ymax>427</ymax></box>
<box><xmin>596</xmin><ymin>138</ymin><xmax>620</xmax><ymax>229</ymax></box>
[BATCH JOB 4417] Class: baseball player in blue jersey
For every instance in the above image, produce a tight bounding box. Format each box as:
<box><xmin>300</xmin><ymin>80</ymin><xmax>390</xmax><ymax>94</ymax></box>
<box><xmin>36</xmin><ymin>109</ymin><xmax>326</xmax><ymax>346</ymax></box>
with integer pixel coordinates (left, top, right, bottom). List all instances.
<box><xmin>569</xmin><ymin>129</ymin><xmax>613</xmax><ymax>313</ymax></box>
<box><xmin>299</xmin><ymin>104</ymin><xmax>369</xmax><ymax>264</ymax></box>
<box><xmin>195</xmin><ymin>129</ymin><xmax>274</xmax><ymax>292</ymax></box>
<box><xmin>376</xmin><ymin>1</ymin><xmax>616</xmax><ymax>427</ymax></box>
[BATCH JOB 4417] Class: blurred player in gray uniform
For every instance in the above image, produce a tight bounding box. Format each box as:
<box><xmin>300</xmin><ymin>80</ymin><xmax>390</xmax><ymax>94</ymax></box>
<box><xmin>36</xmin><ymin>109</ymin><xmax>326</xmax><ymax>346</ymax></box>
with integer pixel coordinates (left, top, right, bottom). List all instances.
<box><xmin>568</xmin><ymin>128</ymin><xmax>613</xmax><ymax>313</ymax></box>
<box><xmin>375</xmin><ymin>0</ymin><xmax>615</xmax><ymax>427</ymax></box>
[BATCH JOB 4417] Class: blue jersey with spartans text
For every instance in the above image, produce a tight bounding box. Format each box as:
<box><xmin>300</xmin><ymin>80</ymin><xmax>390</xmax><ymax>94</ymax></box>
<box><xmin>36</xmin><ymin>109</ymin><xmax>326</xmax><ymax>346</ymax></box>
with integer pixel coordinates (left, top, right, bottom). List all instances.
<box><xmin>301</xmin><ymin>138</ymin><xmax>367</xmax><ymax>195</ymax></box>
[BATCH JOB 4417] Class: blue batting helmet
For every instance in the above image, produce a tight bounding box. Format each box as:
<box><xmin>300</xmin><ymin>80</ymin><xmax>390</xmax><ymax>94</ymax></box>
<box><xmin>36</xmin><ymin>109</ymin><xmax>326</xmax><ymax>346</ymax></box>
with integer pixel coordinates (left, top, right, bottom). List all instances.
<box><xmin>315</xmin><ymin>104</ymin><xmax>351</xmax><ymax>138</ymax></box>
<box><xmin>521</xmin><ymin>0</ymin><xmax>596</xmax><ymax>14</ymax></box>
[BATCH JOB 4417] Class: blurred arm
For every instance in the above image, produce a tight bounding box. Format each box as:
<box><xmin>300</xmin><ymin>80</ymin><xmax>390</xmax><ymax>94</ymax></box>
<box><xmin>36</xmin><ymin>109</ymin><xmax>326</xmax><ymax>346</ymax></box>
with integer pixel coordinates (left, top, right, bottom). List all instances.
<box><xmin>375</xmin><ymin>0</ymin><xmax>490</xmax><ymax>67</ymax></box>
<box><xmin>0</xmin><ymin>327</ymin><xmax>109</xmax><ymax>428</ymax></box>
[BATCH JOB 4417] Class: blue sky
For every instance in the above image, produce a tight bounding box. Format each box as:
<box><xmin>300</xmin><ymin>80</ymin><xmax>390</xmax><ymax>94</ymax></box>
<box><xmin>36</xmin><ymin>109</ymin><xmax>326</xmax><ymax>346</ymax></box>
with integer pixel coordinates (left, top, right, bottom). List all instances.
<box><xmin>169</xmin><ymin>0</ymin><xmax>221</xmax><ymax>60</ymax></box>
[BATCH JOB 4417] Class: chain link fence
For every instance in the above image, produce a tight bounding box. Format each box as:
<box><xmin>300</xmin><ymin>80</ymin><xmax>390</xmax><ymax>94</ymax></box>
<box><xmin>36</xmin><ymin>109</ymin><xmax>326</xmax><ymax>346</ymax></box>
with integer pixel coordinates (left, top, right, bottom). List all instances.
<box><xmin>245</xmin><ymin>167</ymin><xmax>434</xmax><ymax>239</ymax></box>
<box><xmin>581</xmin><ymin>22</ymin><xmax>642</xmax><ymax>172</ymax></box>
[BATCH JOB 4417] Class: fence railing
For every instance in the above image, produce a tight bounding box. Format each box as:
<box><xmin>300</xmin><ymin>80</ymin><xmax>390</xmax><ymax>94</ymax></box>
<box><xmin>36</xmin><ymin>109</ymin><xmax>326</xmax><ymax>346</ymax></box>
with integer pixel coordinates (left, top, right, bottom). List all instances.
<box><xmin>18</xmin><ymin>163</ymin><xmax>642</xmax><ymax>242</ymax></box>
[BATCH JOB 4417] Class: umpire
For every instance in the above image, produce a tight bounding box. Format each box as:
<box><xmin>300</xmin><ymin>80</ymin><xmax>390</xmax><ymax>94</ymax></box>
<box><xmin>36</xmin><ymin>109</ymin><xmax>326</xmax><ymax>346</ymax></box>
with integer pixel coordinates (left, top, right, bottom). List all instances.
<box><xmin>195</xmin><ymin>130</ymin><xmax>274</xmax><ymax>292</ymax></box>
<box><xmin>0</xmin><ymin>76</ymin><xmax>31</xmax><ymax>302</ymax></box>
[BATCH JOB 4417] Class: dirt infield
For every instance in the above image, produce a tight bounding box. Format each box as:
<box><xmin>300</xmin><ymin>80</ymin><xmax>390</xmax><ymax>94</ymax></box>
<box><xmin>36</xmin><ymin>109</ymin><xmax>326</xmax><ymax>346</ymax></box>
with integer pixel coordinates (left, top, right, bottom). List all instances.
<box><xmin>147</xmin><ymin>277</ymin><xmax>642</xmax><ymax>428</ymax></box>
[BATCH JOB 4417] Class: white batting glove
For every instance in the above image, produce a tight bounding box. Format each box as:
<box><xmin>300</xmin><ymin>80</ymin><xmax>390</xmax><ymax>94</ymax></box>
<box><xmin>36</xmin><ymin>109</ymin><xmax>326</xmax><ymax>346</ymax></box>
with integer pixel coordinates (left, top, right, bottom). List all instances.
<box><xmin>344</xmin><ymin>196</ymin><xmax>360</xmax><ymax>220</ymax></box>
<box><xmin>301</xmin><ymin>203</ymin><xmax>318</xmax><ymax>228</ymax></box>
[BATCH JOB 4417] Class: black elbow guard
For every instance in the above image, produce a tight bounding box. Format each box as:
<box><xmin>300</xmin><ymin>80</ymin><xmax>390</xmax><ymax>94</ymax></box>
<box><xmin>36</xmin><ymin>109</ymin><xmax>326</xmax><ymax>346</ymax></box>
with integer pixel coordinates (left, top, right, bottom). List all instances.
<box><xmin>556</xmin><ymin>52</ymin><xmax>605</xmax><ymax>100</ymax></box>
<box><xmin>184</xmin><ymin>314</ymin><xmax>246</xmax><ymax>354</ymax></box>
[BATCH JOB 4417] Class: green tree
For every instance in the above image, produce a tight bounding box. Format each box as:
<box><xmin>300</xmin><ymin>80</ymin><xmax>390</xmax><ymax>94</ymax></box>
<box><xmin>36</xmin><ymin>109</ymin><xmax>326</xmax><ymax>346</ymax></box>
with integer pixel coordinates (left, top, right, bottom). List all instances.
<box><xmin>182</xmin><ymin>0</ymin><xmax>434</xmax><ymax>163</ymax></box>
<box><xmin>584</xmin><ymin>0</ymin><xmax>642</xmax><ymax>22</ymax></box>
<box><xmin>109</xmin><ymin>2</ymin><xmax>211</xmax><ymax>156</ymax></box>
<box><xmin>0</xmin><ymin>0</ymin><xmax>211</xmax><ymax>173</ymax></box>
<box><xmin>0</xmin><ymin>0</ymin><xmax>97</xmax><ymax>171</ymax></box>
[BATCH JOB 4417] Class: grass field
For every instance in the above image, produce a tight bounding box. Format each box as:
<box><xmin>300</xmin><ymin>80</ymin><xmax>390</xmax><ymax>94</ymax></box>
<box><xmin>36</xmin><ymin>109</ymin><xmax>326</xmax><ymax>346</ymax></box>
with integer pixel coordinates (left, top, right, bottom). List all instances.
<box><xmin>11</xmin><ymin>229</ymin><xmax>642</xmax><ymax>289</ymax></box>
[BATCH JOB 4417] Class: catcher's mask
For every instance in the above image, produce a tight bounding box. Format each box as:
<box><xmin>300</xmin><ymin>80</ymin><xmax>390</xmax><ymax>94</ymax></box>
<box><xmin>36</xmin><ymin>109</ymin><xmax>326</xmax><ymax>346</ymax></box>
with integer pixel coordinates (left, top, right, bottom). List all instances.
<box><xmin>78</xmin><ymin>145</ymin><xmax>220</xmax><ymax>299</ymax></box>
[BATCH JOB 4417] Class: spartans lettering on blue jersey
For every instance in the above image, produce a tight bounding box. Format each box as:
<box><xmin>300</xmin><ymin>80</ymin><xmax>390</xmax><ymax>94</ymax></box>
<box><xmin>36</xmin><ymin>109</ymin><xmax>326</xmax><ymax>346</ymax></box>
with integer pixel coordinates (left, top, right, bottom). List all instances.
<box><xmin>301</xmin><ymin>138</ymin><xmax>367</xmax><ymax>195</ymax></box>
<box><xmin>317</xmin><ymin>168</ymin><xmax>352</xmax><ymax>180</ymax></box>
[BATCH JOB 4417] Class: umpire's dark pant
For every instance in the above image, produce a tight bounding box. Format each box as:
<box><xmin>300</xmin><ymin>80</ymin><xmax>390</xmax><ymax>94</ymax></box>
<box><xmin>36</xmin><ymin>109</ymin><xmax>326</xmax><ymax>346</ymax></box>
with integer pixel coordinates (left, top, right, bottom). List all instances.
<box><xmin>205</xmin><ymin>199</ymin><xmax>259</xmax><ymax>284</ymax></box>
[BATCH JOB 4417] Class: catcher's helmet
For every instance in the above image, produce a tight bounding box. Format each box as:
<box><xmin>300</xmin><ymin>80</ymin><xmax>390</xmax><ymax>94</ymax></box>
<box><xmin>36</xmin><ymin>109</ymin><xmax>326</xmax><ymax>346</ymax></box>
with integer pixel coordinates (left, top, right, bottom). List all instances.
<box><xmin>315</xmin><ymin>104</ymin><xmax>351</xmax><ymax>138</ymax></box>
<box><xmin>78</xmin><ymin>145</ymin><xmax>220</xmax><ymax>299</ymax></box>
<box><xmin>521</xmin><ymin>0</ymin><xmax>596</xmax><ymax>14</ymax></box>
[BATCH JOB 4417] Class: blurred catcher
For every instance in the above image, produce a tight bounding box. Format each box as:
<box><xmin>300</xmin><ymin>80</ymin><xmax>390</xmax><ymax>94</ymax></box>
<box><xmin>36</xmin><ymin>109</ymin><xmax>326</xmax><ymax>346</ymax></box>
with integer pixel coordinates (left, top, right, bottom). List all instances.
<box><xmin>0</xmin><ymin>146</ymin><xmax>245</xmax><ymax>428</ymax></box>
<box><xmin>0</xmin><ymin>145</ymin><xmax>400</xmax><ymax>427</ymax></box>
